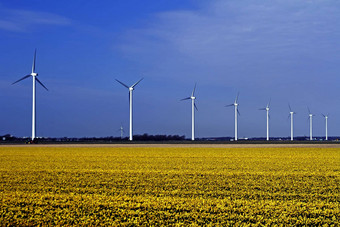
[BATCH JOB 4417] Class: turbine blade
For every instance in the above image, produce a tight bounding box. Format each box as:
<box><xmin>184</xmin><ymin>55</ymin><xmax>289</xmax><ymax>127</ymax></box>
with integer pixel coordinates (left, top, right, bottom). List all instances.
<box><xmin>32</xmin><ymin>49</ymin><xmax>37</xmax><ymax>73</ymax></box>
<box><xmin>225</xmin><ymin>104</ymin><xmax>234</xmax><ymax>107</ymax></box>
<box><xmin>269</xmin><ymin>114</ymin><xmax>271</xmax><ymax>120</ymax></box>
<box><xmin>267</xmin><ymin>98</ymin><xmax>271</xmax><ymax>108</ymax></box>
<box><xmin>235</xmin><ymin>92</ymin><xmax>239</xmax><ymax>103</ymax></box>
<box><xmin>36</xmin><ymin>78</ymin><xmax>48</xmax><ymax>91</ymax></box>
<box><xmin>192</xmin><ymin>83</ymin><xmax>197</xmax><ymax>97</ymax></box>
<box><xmin>288</xmin><ymin>103</ymin><xmax>292</xmax><ymax>112</ymax></box>
<box><xmin>321</xmin><ymin>113</ymin><xmax>325</xmax><ymax>117</ymax></box>
<box><xmin>259</xmin><ymin>108</ymin><xmax>266</xmax><ymax>110</ymax></box>
<box><xmin>131</xmin><ymin>78</ymin><xmax>144</xmax><ymax>88</ymax></box>
<box><xmin>194</xmin><ymin>103</ymin><xmax>198</xmax><ymax>111</ymax></box>
<box><xmin>288</xmin><ymin>114</ymin><xmax>291</xmax><ymax>119</ymax></box>
<box><xmin>12</xmin><ymin>75</ymin><xmax>31</xmax><ymax>85</ymax></box>
<box><xmin>237</xmin><ymin>109</ymin><xmax>241</xmax><ymax>116</ymax></box>
<box><xmin>180</xmin><ymin>97</ymin><xmax>191</xmax><ymax>101</ymax></box>
<box><xmin>307</xmin><ymin>106</ymin><xmax>311</xmax><ymax>114</ymax></box>
<box><xmin>115</xmin><ymin>79</ymin><xmax>129</xmax><ymax>89</ymax></box>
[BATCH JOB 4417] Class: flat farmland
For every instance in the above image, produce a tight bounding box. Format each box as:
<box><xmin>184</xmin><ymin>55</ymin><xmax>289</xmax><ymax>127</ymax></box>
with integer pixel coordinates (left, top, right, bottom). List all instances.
<box><xmin>0</xmin><ymin>146</ymin><xmax>339</xmax><ymax>225</ymax></box>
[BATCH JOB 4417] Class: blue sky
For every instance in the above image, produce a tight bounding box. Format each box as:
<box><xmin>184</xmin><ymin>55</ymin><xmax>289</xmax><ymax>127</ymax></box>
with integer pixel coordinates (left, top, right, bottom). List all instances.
<box><xmin>1</xmin><ymin>0</ymin><xmax>339</xmax><ymax>138</ymax></box>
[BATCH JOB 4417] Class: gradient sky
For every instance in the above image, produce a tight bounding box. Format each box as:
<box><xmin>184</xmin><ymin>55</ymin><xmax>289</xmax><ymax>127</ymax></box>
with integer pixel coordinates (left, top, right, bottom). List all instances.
<box><xmin>1</xmin><ymin>0</ymin><xmax>339</xmax><ymax>139</ymax></box>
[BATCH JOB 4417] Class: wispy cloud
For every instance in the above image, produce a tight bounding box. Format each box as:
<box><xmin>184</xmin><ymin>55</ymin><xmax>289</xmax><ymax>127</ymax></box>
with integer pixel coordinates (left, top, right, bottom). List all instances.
<box><xmin>0</xmin><ymin>7</ymin><xmax>71</xmax><ymax>32</ymax></box>
<box><xmin>118</xmin><ymin>0</ymin><xmax>340</xmax><ymax>83</ymax></box>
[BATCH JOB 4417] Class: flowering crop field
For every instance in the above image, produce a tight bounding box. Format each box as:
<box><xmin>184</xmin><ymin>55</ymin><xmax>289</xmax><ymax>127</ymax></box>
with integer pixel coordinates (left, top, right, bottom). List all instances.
<box><xmin>0</xmin><ymin>146</ymin><xmax>339</xmax><ymax>225</ymax></box>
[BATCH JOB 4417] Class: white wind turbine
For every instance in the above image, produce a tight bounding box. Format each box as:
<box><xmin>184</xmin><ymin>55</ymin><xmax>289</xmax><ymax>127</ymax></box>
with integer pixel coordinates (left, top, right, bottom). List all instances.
<box><xmin>226</xmin><ymin>93</ymin><xmax>240</xmax><ymax>141</ymax></box>
<box><xmin>115</xmin><ymin>78</ymin><xmax>143</xmax><ymax>141</ymax></box>
<box><xmin>259</xmin><ymin>99</ymin><xmax>271</xmax><ymax>141</ymax></box>
<box><xmin>308</xmin><ymin>107</ymin><xmax>315</xmax><ymax>141</ymax></box>
<box><xmin>119</xmin><ymin>125</ymin><xmax>125</xmax><ymax>139</ymax></box>
<box><xmin>12</xmin><ymin>49</ymin><xmax>48</xmax><ymax>141</ymax></box>
<box><xmin>181</xmin><ymin>83</ymin><xmax>198</xmax><ymax>141</ymax></box>
<box><xmin>322</xmin><ymin>113</ymin><xmax>329</xmax><ymax>141</ymax></box>
<box><xmin>288</xmin><ymin>104</ymin><xmax>296</xmax><ymax>141</ymax></box>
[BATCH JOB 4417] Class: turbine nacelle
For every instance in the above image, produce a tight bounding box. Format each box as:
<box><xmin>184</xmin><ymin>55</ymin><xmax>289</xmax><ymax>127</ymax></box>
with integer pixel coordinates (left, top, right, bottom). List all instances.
<box><xmin>307</xmin><ymin>107</ymin><xmax>314</xmax><ymax>117</ymax></box>
<box><xmin>31</xmin><ymin>72</ymin><xmax>38</xmax><ymax>77</ymax></box>
<box><xmin>226</xmin><ymin>93</ymin><xmax>240</xmax><ymax>108</ymax></box>
<box><xmin>322</xmin><ymin>114</ymin><xmax>329</xmax><ymax>119</ymax></box>
<box><xmin>259</xmin><ymin>100</ymin><xmax>270</xmax><ymax>111</ymax></box>
<box><xmin>115</xmin><ymin>78</ymin><xmax>144</xmax><ymax>91</ymax></box>
<box><xmin>181</xmin><ymin>83</ymin><xmax>198</xmax><ymax>104</ymax></box>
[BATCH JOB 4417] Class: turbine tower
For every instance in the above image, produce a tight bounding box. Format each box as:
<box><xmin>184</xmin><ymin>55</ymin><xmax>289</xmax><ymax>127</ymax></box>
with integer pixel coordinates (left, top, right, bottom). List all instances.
<box><xmin>226</xmin><ymin>93</ymin><xmax>240</xmax><ymax>141</ymax></box>
<box><xmin>181</xmin><ymin>83</ymin><xmax>198</xmax><ymax>141</ymax></box>
<box><xmin>259</xmin><ymin>99</ymin><xmax>271</xmax><ymax>141</ymax></box>
<box><xmin>115</xmin><ymin>78</ymin><xmax>143</xmax><ymax>141</ymax></box>
<box><xmin>322</xmin><ymin>114</ymin><xmax>329</xmax><ymax>141</ymax></box>
<box><xmin>12</xmin><ymin>49</ymin><xmax>48</xmax><ymax>141</ymax></box>
<box><xmin>288</xmin><ymin>104</ymin><xmax>296</xmax><ymax>141</ymax></box>
<box><xmin>308</xmin><ymin>107</ymin><xmax>315</xmax><ymax>141</ymax></box>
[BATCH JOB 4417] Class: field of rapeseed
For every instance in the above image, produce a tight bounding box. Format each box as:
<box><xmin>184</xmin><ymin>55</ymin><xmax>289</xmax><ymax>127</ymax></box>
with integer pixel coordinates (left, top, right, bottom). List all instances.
<box><xmin>0</xmin><ymin>146</ymin><xmax>339</xmax><ymax>225</ymax></box>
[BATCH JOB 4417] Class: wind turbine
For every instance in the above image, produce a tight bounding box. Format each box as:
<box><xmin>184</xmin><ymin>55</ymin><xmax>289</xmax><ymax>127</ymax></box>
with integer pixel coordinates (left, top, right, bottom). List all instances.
<box><xmin>12</xmin><ymin>49</ymin><xmax>48</xmax><ymax>141</ymax></box>
<box><xmin>115</xmin><ymin>78</ymin><xmax>143</xmax><ymax>141</ymax></box>
<box><xmin>322</xmin><ymin>114</ymin><xmax>329</xmax><ymax>141</ymax></box>
<box><xmin>288</xmin><ymin>104</ymin><xmax>296</xmax><ymax>141</ymax></box>
<box><xmin>226</xmin><ymin>93</ymin><xmax>240</xmax><ymax>141</ymax></box>
<box><xmin>181</xmin><ymin>83</ymin><xmax>198</xmax><ymax>141</ymax></box>
<box><xmin>119</xmin><ymin>125</ymin><xmax>125</xmax><ymax>139</ymax></box>
<box><xmin>308</xmin><ymin>107</ymin><xmax>315</xmax><ymax>141</ymax></box>
<box><xmin>259</xmin><ymin>99</ymin><xmax>271</xmax><ymax>141</ymax></box>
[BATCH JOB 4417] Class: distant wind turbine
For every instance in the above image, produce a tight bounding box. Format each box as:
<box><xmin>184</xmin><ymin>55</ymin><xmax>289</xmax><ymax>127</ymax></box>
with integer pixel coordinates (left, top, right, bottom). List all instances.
<box><xmin>181</xmin><ymin>83</ymin><xmax>198</xmax><ymax>141</ymax></box>
<box><xmin>12</xmin><ymin>49</ymin><xmax>48</xmax><ymax>141</ymax></box>
<box><xmin>259</xmin><ymin>99</ymin><xmax>271</xmax><ymax>141</ymax></box>
<box><xmin>308</xmin><ymin>107</ymin><xmax>315</xmax><ymax>141</ymax></box>
<box><xmin>322</xmin><ymin>114</ymin><xmax>329</xmax><ymax>141</ymax></box>
<box><xmin>119</xmin><ymin>125</ymin><xmax>125</xmax><ymax>139</ymax></box>
<box><xmin>288</xmin><ymin>104</ymin><xmax>296</xmax><ymax>141</ymax></box>
<box><xmin>226</xmin><ymin>93</ymin><xmax>240</xmax><ymax>141</ymax></box>
<box><xmin>115</xmin><ymin>78</ymin><xmax>143</xmax><ymax>141</ymax></box>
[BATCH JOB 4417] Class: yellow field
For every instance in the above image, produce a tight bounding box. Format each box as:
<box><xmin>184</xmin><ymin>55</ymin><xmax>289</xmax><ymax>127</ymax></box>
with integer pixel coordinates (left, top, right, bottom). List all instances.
<box><xmin>0</xmin><ymin>146</ymin><xmax>339</xmax><ymax>225</ymax></box>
